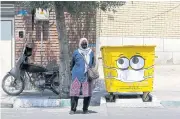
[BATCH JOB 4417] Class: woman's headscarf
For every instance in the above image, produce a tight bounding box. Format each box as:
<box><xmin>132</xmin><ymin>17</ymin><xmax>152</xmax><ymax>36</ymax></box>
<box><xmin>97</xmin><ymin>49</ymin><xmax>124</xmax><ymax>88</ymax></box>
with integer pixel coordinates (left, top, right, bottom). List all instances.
<box><xmin>78</xmin><ymin>38</ymin><xmax>91</xmax><ymax>54</ymax></box>
<box><xmin>78</xmin><ymin>38</ymin><xmax>92</xmax><ymax>73</ymax></box>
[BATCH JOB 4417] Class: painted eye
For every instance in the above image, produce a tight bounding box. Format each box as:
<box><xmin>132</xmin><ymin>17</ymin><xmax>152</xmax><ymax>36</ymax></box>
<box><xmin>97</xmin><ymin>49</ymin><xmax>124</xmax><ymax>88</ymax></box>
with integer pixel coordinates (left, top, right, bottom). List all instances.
<box><xmin>117</xmin><ymin>57</ymin><xmax>129</xmax><ymax>70</ymax></box>
<box><xmin>130</xmin><ymin>55</ymin><xmax>145</xmax><ymax>70</ymax></box>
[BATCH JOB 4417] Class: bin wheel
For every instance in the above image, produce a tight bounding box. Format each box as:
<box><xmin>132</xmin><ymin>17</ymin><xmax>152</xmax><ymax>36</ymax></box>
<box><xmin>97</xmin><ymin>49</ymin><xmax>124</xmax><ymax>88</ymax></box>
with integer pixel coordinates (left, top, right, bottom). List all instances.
<box><xmin>109</xmin><ymin>93</ymin><xmax>116</xmax><ymax>102</ymax></box>
<box><xmin>142</xmin><ymin>92</ymin><xmax>152</xmax><ymax>102</ymax></box>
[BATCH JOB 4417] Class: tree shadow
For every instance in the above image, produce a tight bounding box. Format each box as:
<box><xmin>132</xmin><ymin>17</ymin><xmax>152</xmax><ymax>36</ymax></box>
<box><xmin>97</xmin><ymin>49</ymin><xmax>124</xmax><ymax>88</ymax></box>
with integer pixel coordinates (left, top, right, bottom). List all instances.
<box><xmin>64</xmin><ymin>11</ymin><xmax>96</xmax><ymax>56</ymax></box>
<box><xmin>19</xmin><ymin>9</ymin><xmax>58</xmax><ymax>90</ymax></box>
<box><xmin>35</xmin><ymin>21</ymin><xmax>49</xmax><ymax>42</ymax></box>
<box><xmin>14</xmin><ymin>8</ymin><xmax>96</xmax><ymax>93</ymax></box>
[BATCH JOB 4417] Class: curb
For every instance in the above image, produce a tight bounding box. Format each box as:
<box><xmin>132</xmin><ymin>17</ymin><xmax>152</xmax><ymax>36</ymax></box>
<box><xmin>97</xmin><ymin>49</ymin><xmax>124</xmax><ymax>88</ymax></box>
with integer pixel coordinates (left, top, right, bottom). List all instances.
<box><xmin>2</xmin><ymin>100</ymin><xmax>180</xmax><ymax>108</ymax></box>
<box><xmin>12</xmin><ymin>97</ymin><xmax>100</xmax><ymax>108</ymax></box>
<box><xmin>100</xmin><ymin>94</ymin><xmax>164</xmax><ymax>108</ymax></box>
<box><xmin>1</xmin><ymin>103</ymin><xmax>13</xmax><ymax>108</ymax></box>
<box><xmin>13</xmin><ymin>98</ymin><xmax>70</xmax><ymax>108</ymax></box>
<box><xmin>160</xmin><ymin>101</ymin><xmax>180</xmax><ymax>107</ymax></box>
<box><xmin>1</xmin><ymin>93</ymin><xmax>161</xmax><ymax>108</ymax></box>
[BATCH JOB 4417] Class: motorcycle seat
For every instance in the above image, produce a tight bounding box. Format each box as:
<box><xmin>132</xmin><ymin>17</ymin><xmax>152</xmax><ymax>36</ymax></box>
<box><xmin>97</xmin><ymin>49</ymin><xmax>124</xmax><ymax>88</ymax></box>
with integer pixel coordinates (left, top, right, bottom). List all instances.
<box><xmin>46</xmin><ymin>66</ymin><xmax>59</xmax><ymax>72</ymax></box>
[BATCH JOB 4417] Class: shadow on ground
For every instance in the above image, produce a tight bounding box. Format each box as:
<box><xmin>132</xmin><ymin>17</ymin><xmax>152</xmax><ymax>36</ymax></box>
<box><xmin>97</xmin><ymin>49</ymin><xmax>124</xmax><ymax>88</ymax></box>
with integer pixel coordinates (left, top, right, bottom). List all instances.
<box><xmin>72</xmin><ymin>110</ymin><xmax>98</xmax><ymax>114</ymax></box>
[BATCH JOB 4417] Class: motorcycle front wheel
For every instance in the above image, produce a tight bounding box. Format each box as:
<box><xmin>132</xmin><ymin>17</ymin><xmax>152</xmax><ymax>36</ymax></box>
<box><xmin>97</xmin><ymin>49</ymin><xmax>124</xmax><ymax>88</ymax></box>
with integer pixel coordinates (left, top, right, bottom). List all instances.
<box><xmin>2</xmin><ymin>73</ymin><xmax>25</xmax><ymax>96</ymax></box>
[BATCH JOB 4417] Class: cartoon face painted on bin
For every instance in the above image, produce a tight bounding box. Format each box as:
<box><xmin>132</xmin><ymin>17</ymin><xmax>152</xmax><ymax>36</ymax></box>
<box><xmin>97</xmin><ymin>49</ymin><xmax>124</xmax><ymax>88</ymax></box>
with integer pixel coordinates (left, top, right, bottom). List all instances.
<box><xmin>105</xmin><ymin>54</ymin><xmax>154</xmax><ymax>82</ymax></box>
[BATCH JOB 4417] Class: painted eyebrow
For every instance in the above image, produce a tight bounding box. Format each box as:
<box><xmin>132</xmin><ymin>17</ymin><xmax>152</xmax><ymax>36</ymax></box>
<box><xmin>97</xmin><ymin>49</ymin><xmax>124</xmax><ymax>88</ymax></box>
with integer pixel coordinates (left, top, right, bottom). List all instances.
<box><xmin>119</xmin><ymin>54</ymin><xmax>124</xmax><ymax>57</ymax></box>
<box><xmin>132</xmin><ymin>53</ymin><xmax>146</xmax><ymax>60</ymax></box>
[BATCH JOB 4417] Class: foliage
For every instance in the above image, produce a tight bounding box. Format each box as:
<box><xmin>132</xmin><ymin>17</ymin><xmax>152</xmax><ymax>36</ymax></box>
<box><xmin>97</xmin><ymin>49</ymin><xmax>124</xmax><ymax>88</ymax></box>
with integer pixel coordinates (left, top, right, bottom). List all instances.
<box><xmin>16</xmin><ymin>1</ymin><xmax>126</xmax><ymax>15</ymax></box>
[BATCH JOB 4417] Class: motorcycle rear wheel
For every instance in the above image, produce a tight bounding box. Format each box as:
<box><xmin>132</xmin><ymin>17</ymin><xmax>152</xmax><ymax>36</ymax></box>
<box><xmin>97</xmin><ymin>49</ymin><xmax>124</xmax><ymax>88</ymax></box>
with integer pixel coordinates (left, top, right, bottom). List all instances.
<box><xmin>51</xmin><ymin>79</ymin><xmax>60</xmax><ymax>95</ymax></box>
<box><xmin>2</xmin><ymin>73</ymin><xmax>25</xmax><ymax>96</ymax></box>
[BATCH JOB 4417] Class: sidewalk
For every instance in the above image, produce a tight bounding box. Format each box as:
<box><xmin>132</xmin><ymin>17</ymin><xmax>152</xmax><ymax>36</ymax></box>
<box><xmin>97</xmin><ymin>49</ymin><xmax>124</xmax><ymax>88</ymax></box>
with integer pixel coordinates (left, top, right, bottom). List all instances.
<box><xmin>152</xmin><ymin>65</ymin><xmax>180</xmax><ymax>107</ymax></box>
<box><xmin>1</xmin><ymin>65</ymin><xmax>180</xmax><ymax>108</ymax></box>
<box><xmin>153</xmin><ymin>65</ymin><xmax>180</xmax><ymax>92</ymax></box>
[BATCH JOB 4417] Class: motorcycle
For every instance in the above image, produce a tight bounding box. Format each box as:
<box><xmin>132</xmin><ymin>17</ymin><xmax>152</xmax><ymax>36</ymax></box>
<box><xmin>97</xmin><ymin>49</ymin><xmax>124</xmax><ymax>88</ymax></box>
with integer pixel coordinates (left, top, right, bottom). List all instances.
<box><xmin>1</xmin><ymin>43</ymin><xmax>60</xmax><ymax>96</ymax></box>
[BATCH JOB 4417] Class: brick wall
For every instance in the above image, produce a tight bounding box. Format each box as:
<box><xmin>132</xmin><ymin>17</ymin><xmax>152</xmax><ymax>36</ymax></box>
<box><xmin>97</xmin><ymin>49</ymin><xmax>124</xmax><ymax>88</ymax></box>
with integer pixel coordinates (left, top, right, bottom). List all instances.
<box><xmin>15</xmin><ymin>7</ymin><xmax>96</xmax><ymax>67</ymax></box>
<box><xmin>65</xmin><ymin>12</ymin><xmax>96</xmax><ymax>56</ymax></box>
<box><xmin>97</xmin><ymin>1</ymin><xmax>180</xmax><ymax>38</ymax></box>
<box><xmin>14</xmin><ymin>6</ymin><xmax>96</xmax><ymax>90</ymax></box>
<box><xmin>96</xmin><ymin>1</ymin><xmax>180</xmax><ymax>67</ymax></box>
<box><xmin>15</xmin><ymin>8</ymin><xmax>59</xmax><ymax>67</ymax></box>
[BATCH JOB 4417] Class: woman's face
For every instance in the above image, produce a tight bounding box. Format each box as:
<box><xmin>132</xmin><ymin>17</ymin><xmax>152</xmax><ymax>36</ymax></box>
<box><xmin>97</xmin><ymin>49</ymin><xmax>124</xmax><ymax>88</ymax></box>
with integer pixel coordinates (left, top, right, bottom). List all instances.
<box><xmin>81</xmin><ymin>40</ymin><xmax>88</xmax><ymax>49</ymax></box>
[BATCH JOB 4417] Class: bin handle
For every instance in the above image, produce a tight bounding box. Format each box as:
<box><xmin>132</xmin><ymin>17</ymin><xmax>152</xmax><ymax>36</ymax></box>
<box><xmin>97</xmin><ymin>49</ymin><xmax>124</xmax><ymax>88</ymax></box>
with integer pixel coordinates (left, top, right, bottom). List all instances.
<box><xmin>98</xmin><ymin>57</ymin><xmax>102</xmax><ymax>60</ymax></box>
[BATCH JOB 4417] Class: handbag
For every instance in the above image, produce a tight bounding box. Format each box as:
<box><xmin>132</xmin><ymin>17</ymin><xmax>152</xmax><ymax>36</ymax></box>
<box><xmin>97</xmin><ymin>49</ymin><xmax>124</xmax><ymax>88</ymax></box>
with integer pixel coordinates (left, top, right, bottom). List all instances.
<box><xmin>80</xmin><ymin>53</ymin><xmax>99</xmax><ymax>81</ymax></box>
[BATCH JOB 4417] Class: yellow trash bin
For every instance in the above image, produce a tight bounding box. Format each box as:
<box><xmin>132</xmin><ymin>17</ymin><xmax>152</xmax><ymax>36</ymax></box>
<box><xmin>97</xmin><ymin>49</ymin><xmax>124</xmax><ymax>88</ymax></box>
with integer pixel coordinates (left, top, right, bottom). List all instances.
<box><xmin>100</xmin><ymin>45</ymin><xmax>156</xmax><ymax>102</ymax></box>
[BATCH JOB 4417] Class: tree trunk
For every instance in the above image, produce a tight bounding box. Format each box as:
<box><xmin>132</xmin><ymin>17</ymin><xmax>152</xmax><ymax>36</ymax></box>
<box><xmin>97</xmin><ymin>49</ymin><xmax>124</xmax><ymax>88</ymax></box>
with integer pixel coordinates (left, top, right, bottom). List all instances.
<box><xmin>54</xmin><ymin>2</ymin><xmax>71</xmax><ymax>98</ymax></box>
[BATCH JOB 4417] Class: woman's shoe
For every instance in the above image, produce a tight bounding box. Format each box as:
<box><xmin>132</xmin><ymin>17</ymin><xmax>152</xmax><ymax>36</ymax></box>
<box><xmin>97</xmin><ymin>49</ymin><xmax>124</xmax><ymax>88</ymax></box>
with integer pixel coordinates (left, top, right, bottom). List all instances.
<box><xmin>83</xmin><ymin>110</ymin><xmax>89</xmax><ymax>114</ymax></box>
<box><xmin>69</xmin><ymin>111</ymin><xmax>75</xmax><ymax>115</ymax></box>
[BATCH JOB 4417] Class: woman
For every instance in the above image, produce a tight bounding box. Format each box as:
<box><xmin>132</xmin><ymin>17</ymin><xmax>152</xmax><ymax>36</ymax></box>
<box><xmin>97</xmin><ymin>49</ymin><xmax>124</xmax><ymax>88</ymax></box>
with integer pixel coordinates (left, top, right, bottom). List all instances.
<box><xmin>70</xmin><ymin>38</ymin><xmax>95</xmax><ymax>114</ymax></box>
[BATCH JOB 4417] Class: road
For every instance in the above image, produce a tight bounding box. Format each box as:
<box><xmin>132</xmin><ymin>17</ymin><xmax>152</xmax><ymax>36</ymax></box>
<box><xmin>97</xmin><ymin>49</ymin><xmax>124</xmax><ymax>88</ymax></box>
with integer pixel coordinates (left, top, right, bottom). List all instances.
<box><xmin>1</xmin><ymin>106</ymin><xmax>180</xmax><ymax>119</ymax></box>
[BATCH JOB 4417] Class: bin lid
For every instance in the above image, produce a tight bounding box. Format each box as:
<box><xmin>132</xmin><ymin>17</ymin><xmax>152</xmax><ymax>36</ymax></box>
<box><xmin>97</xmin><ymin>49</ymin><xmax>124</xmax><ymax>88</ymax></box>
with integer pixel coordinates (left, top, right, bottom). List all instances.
<box><xmin>100</xmin><ymin>45</ymin><xmax>156</xmax><ymax>50</ymax></box>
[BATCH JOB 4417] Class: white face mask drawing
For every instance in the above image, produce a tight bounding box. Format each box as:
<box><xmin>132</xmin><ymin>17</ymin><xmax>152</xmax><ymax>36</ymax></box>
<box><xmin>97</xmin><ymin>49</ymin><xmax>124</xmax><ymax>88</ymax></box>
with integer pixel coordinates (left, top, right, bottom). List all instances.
<box><xmin>116</xmin><ymin>69</ymin><xmax>146</xmax><ymax>82</ymax></box>
<box><xmin>105</xmin><ymin>55</ymin><xmax>153</xmax><ymax>82</ymax></box>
